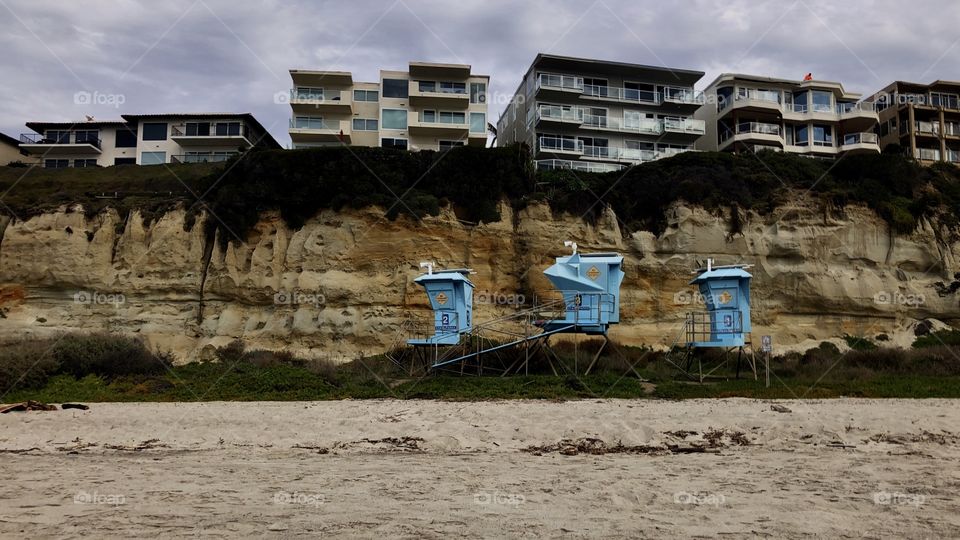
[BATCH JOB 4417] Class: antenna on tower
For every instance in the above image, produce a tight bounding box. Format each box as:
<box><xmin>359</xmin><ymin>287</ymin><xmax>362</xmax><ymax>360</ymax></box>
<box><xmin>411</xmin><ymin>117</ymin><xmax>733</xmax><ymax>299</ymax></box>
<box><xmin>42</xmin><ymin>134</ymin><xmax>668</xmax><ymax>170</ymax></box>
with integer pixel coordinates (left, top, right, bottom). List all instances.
<box><xmin>563</xmin><ymin>240</ymin><xmax>578</xmax><ymax>255</ymax></box>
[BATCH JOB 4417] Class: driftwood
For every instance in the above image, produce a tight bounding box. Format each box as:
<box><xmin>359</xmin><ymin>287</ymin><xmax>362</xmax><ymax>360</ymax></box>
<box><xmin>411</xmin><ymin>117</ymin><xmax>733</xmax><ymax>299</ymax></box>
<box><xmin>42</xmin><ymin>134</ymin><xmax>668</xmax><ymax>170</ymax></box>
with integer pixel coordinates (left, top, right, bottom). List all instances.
<box><xmin>0</xmin><ymin>401</ymin><xmax>57</xmax><ymax>413</ymax></box>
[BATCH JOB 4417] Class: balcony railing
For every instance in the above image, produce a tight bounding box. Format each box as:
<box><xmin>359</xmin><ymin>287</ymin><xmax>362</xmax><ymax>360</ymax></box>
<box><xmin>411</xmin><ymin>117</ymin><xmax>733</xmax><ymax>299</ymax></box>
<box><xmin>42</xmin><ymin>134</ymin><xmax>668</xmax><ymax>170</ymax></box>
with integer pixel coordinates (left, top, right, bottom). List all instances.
<box><xmin>537</xmin><ymin>73</ymin><xmax>584</xmax><ymax>92</ymax></box>
<box><xmin>417</xmin><ymin>114</ymin><xmax>468</xmax><ymax>126</ymax></box>
<box><xmin>538</xmin><ymin>136</ymin><xmax>583</xmax><ymax>154</ymax></box>
<box><xmin>945</xmin><ymin>123</ymin><xmax>960</xmax><ymax>136</ymax></box>
<box><xmin>915</xmin><ymin>121</ymin><xmax>939</xmax><ymax>134</ymax></box>
<box><xmin>662</xmin><ymin>87</ymin><xmax>705</xmax><ymax>105</ymax></box>
<box><xmin>738</xmin><ymin>122</ymin><xmax>781</xmax><ymax>135</ymax></box>
<box><xmin>537</xmin><ymin>104</ymin><xmax>584</xmax><ymax>123</ymax></box>
<box><xmin>290</xmin><ymin>118</ymin><xmax>337</xmax><ymax>130</ymax></box>
<box><xmin>171</xmin><ymin>154</ymin><xmax>238</xmax><ymax>164</ymax></box>
<box><xmin>663</xmin><ymin>118</ymin><xmax>706</xmax><ymax>134</ymax></box>
<box><xmin>20</xmin><ymin>133</ymin><xmax>102</xmax><ymax>148</ymax></box>
<box><xmin>738</xmin><ymin>90</ymin><xmax>781</xmax><ymax>104</ymax></box>
<box><xmin>290</xmin><ymin>88</ymin><xmax>349</xmax><ymax>102</ymax></box>
<box><xmin>842</xmin><ymin>132</ymin><xmax>878</xmax><ymax>146</ymax></box>
<box><xmin>535</xmin><ymin>159</ymin><xmax>624</xmax><ymax>173</ymax></box>
<box><xmin>171</xmin><ymin>124</ymin><xmax>249</xmax><ymax>138</ymax></box>
<box><xmin>915</xmin><ymin>148</ymin><xmax>941</xmax><ymax>161</ymax></box>
<box><xmin>946</xmin><ymin>149</ymin><xmax>960</xmax><ymax>163</ymax></box>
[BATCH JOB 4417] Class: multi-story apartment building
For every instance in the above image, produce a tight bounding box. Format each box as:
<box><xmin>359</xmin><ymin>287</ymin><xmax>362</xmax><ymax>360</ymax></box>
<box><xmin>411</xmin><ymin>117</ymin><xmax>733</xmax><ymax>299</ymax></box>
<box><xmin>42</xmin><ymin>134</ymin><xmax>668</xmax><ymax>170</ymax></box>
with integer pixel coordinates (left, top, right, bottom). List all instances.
<box><xmin>496</xmin><ymin>54</ymin><xmax>706</xmax><ymax>173</ymax></box>
<box><xmin>696</xmin><ymin>74</ymin><xmax>880</xmax><ymax>157</ymax></box>
<box><xmin>19</xmin><ymin>113</ymin><xmax>280</xmax><ymax>168</ymax></box>
<box><xmin>286</xmin><ymin>62</ymin><xmax>489</xmax><ymax>151</ymax></box>
<box><xmin>865</xmin><ymin>80</ymin><xmax>960</xmax><ymax>165</ymax></box>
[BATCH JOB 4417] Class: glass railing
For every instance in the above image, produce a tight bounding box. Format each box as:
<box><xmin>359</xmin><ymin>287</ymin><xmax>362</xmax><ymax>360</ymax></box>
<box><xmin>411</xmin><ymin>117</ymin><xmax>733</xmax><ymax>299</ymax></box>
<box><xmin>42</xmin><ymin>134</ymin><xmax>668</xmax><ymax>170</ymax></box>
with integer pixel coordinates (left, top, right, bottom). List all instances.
<box><xmin>915</xmin><ymin>148</ymin><xmax>941</xmax><ymax>161</ymax></box>
<box><xmin>290</xmin><ymin>118</ymin><xmax>334</xmax><ymax>130</ymax></box>
<box><xmin>290</xmin><ymin>89</ymin><xmax>349</xmax><ymax>102</ymax></box>
<box><xmin>946</xmin><ymin>149</ymin><xmax>960</xmax><ymax>163</ymax></box>
<box><xmin>842</xmin><ymin>132</ymin><xmax>878</xmax><ymax>145</ymax></box>
<box><xmin>171</xmin><ymin>124</ymin><xmax>249</xmax><ymax>138</ymax></box>
<box><xmin>945</xmin><ymin>123</ymin><xmax>960</xmax><ymax>136</ymax></box>
<box><xmin>171</xmin><ymin>154</ymin><xmax>237</xmax><ymax>164</ymax></box>
<box><xmin>737</xmin><ymin>90</ymin><xmax>781</xmax><ymax>104</ymax></box>
<box><xmin>916</xmin><ymin>121</ymin><xmax>939</xmax><ymax>134</ymax></box>
<box><xmin>535</xmin><ymin>159</ymin><xmax>624</xmax><ymax>173</ymax></box>
<box><xmin>810</xmin><ymin>103</ymin><xmax>833</xmax><ymax>113</ymax></box>
<box><xmin>663</xmin><ymin>118</ymin><xmax>706</xmax><ymax>134</ymax></box>
<box><xmin>583</xmin><ymin>84</ymin><xmax>662</xmax><ymax>104</ymax></box>
<box><xmin>626</xmin><ymin>118</ymin><xmax>663</xmax><ymax>134</ymax></box>
<box><xmin>418</xmin><ymin>114</ymin><xmax>467</xmax><ymax>125</ymax></box>
<box><xmin>662</xmin><ymin>87</ymin><xmax>704</xmax><ymax>104</ymax></box>
<box><xmin>784</xmin><ymin>103</ymin><xmax>808</xmax><ymax>113</ymax></box>
<box><xmin>737</xmin><ymin>122</ymin><xmax>780</xmax><ymax>136</ymax></box>
<box><xmin>537</xmin><ymin>105</ymin><xmax>584</xmax><ymax>123</ymax></box>
<box><xmin>837</xmin><ymin>102</ymin><xmax>875</xmax><ymax>114</ymax></box>
<box><xmin>537</xmin><ymin>73</ymin><xmax>584</xmax><ymax>92</ymax></box>
<box><xmin>538</xmin><ymin>136</ymin><xmax>583</xmax><ymax>153</ymax></box>
<box><xmin>21</xmin><ymin>133</ymin><xmax>101</xmax><ymax>148</ymax></box>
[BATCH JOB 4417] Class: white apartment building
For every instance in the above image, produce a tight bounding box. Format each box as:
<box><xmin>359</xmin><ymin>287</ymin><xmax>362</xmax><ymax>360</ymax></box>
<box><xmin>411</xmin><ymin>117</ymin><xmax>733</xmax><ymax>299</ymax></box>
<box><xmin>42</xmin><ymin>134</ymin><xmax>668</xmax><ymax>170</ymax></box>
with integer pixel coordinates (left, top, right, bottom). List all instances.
<box><xmin>696</xmin><ymin>74</ymin><xmax>880</xmax><ymax>157</ymax></box>
<box><xmin>497</xmin><ymin>54</ymin><xmax>707</xmax><ymax>173</ymax></box>
<box><xmin>19</xmin><ymin>113</ymin><xmax>280</xmax><ymax>168</ymax></box>
<box><xmin>286</xmin><ymin>62</ymin><xmax>489</xmax><ymax>151</ymax></box>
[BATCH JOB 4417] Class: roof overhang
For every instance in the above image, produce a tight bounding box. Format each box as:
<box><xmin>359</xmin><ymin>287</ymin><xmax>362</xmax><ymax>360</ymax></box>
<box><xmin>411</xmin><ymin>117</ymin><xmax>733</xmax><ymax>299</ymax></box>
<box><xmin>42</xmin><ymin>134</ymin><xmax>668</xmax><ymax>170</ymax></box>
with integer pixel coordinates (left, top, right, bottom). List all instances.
<box><xmin>408</xmin><ymin>62</ymin><xmax>472</xmax><ymax>80</ymax></box>
<box><xmin>289</xmin><ymin>70</ymin><xmax>353</xmax><ymax>87</ymax></box>
<box><xmin>532</xmin><ymin>53</ymin><xmax>703</xmax><ymax>86</ymax></box>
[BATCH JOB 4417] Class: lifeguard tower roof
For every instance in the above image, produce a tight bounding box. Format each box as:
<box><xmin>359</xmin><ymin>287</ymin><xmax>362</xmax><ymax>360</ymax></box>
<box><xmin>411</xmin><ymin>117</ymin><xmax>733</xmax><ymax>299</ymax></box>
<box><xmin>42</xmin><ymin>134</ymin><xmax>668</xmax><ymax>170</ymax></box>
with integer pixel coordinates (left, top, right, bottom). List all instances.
<box><xmin>689</xmin><ymin>265</ymin><xmax>752</xmax><ymax>284</ymax></box>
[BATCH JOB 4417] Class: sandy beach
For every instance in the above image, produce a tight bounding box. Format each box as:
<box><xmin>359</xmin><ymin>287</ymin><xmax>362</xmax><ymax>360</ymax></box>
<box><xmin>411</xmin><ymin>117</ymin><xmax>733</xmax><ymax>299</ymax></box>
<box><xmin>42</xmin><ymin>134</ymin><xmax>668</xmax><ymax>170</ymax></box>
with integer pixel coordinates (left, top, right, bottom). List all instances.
<box><xmin>1</xmin><ymin>398</ymin><xmax>958</xmax><ymax>538</ymax></box>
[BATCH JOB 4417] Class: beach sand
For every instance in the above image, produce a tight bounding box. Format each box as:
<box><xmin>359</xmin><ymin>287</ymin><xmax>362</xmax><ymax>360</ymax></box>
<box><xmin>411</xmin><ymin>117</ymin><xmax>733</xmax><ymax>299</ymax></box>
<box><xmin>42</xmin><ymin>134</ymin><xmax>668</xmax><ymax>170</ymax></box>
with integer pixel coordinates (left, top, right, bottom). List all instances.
<box><xmin>1</xmin><ymin>398</ymin><xmax>958</xmax><ymax>538</ymax></box>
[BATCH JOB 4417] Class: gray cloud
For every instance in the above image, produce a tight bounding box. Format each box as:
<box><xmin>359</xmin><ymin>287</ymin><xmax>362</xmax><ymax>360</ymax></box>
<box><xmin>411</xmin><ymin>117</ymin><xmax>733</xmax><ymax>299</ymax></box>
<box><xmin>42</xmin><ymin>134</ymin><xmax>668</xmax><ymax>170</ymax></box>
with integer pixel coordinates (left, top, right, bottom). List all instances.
<box><xmin>0</xmin><ymin>0</ymin><xmax>957</xmax><ymax>146</ymax></box>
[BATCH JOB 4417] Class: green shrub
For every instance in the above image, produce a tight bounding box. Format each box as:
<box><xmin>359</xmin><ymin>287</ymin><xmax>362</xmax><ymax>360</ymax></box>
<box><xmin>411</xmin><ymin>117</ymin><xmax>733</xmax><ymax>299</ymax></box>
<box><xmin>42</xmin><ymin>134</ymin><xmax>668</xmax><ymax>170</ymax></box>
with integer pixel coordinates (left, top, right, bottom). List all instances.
<box><xmin>52</xmin><ymin>333</ymin><xmax>169</xmax><ymax>379</ymax></box>
<box><xmin>844</xmin><ymin>335</ymin><xmax>877</xmax><ymax>351</ymax></box>
<box><xmin>0</xmin><ymin>338</ymin><xmax>62</xmax><ymax>391</ymax></box>
<box><xmin>913</xmin><ymin>329</ymin><xmax>960</xmax><ymax>349</ymax></box>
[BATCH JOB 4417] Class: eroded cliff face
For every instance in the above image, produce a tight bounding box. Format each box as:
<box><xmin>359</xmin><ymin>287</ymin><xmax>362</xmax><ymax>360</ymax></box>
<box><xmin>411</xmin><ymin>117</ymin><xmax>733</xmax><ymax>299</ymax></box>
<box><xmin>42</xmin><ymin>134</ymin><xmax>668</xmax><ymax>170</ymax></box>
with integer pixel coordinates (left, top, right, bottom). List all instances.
<box><xmin>1</xmin><ymin>199</ymin><xmax>957</xmax><ymax>362</ymax></box>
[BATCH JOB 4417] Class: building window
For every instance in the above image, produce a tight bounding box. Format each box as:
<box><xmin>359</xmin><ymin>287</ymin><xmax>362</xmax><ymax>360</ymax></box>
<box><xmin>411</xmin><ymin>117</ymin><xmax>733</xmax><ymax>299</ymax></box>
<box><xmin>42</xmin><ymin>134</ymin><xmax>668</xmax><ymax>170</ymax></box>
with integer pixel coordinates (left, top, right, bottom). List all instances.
<box><xmin>470</xmin><ymin>112</ymin><xmax>485</xmax><ymax>134</ymax></box>
<box><xmin>115</xmin><ymin>128</ymin><xmax>137</xmax><ymax>148</ymax></box>
<box><xmin>421</xmin><ymin>110</ymin><xmax>437</xmax><ymax>123</ymax></box>
<box><xmin>73</xmin><ymin>159</ymin><xmax>98</xmax><ymax>168</ymax></box>
<box><xmin>439</xmin><ymin>81</ymin><xmax>466</xmax><ymax>94</ymax></box>
<box><xmin>795</xmin><ymin>125</ymin><xmax>808</xmax><ymax>146</ymax></box>
<box><xmin>294</xmin><ymin>117</ymin><xmax>325</xmax><ymax>129</ymax></box>
<box><xmin>353</xmin><ymin>89</ymin><xmax>378</xmax><ymax>102</ymax></box>
<box><xmin>382</xmin><ymin>78</ymin><xmax>408</xmax><ymax>98</ymax></box>
<box><xmin>44</xmin><ymin>159</ymin><xmax>69</xmax><ymax>169</ymax></box>
<box><xmin>215</xmin><ymin>122</ymin><xmax>241</xmax><ymax>136</ymax></box>
<box><xmin>439</xmin><ymin>111</ymin><xmax>465</xmax><ymax>125</ymax></box>
<box><xmin>352</xmin><ymin>118</ymin><xmax>378</xmax><ymax>131</ymax></box>
<box><xmin>114</xmin><ymin>157</ymin><xmax>136</xmax><ymax>166</ymax></box>
<box><xmin>381</xmin><ymin>138</ymin><xmax>408</xmax><ymax>150</ymax></box>
<box><xmin>418</xmin><ymin>81</ymin><xmax>437</xmax><ymax>93</ymax></box>
<box><xmin>75</xmin><ymin>130</ymin><xmax>100</xmax><ymax>145</ymax></box>
<box><xmin>382</xmin><ymin>109</ymin><xmax>408</xmax><ymax>130</ymax></box>
<box><xmin>470</xmin><ymin>83</ymin><xmax>486</xmax><ymax>104</ymax></box>
<box><xmin>142</xmin><ymin>123</ymin><xmax>168</xmax><ymax>141</ymax></box>
<box><xmin>439</xmin><ymin>140</ymin><xmax>465</xmax><ymax>151</ymax></box>
<box><xmin>812</xmin><ymin>124</ymin><xmax>833</xmax><ymax>146</ymax></box>
<box><xmin>45</xmin><ymin>130</ymin><xmax>70</xmax><ymax>144</ymax></box>
<box><xmin>811</xmin><ymin>91</ymin><xmax>832</xmax><ymax>112</ymax></box>
<box><xmin>295</xmin><ymin>87</ymin><xmax>324</xmax><ymax>100</ymax></box>
<box><xmin>140</xmin><ymin>151</ymin><xmax>167</xmax><ymax>165</ymax></box>
<box><xmin>186</xmin><ymin>122</ymin><xmax>211</xmax><ymax>136</ymax></box>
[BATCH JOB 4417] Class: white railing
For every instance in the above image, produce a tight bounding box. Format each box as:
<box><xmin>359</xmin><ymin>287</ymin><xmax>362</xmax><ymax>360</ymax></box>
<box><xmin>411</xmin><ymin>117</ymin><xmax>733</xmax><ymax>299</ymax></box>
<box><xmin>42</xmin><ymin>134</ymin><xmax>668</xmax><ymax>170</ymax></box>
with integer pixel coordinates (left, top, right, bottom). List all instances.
<box><xmin>663</xmin><ymin>118</ymin><xmax>706</xmax><ymax>134</ymax></box>
<box><xmin>537</xmin><ymin>104</ymin><xmax>584</xmax><ymax>123</ymax></box>
<box><xmin>538</xmin><ymin>136</ymin><xmax>583</xmax><ymax>154</ymax></box>
<box><xmin>945</xmin><ymin>123</ymin><xmax>960</xmax><ymax>136</ymax></box>
<box><xmin>737</xmin><ymin>122</ymin><xmax>781</xmax><ymax>135</ymax></box>
<box><xmin>417</xmin><ymin>113</ymin><xmax>467</xmax><ymax>126</ymax></box>
<box><xmin>537</xmin><ymin>73</ymin><xmax>584</xmax><ymax>92</ymax></box>
<box><xmin>535</xmin><ymin>159</ymin><xmax>624</xmax><ymax>173</ymax></box>
<box><xmin>662</xmin><ymin>87</ymin><xmax>705</xmax><ymax>105</ymax></box>
<box><xmin>837</xmin><ymin>102</ymin><xmax>875</xmax><ymax>114</ymax></box>
<box><xmin>583</xmin><ymin>84</ymin><xmax>662</xmax><ymax>104</ymax></box>
<box><xmin>946</xmin><ymin>149</ymin><xmax>960</xmax><ymax>163</ymax></box>
<box><xmin>290</xmin><ymin>88</ymin><xmax>347</xmax><ymax>103</ymax></box>
<box><xmin>842</xmin><ymin>132</ymin><xmax>878</xmax><ymax>146</ymax></box>
<box><xmin>915</xmin><ymin>148</ymin><xmax>941</xmax><ymax>161</ymax></box>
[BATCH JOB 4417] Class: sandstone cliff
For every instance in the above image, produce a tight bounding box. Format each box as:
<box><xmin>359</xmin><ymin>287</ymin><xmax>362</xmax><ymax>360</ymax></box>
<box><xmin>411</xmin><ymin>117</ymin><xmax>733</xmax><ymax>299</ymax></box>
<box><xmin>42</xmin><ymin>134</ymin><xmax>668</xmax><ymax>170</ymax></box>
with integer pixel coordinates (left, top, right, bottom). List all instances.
<box><xmin>1</xmin><ymin>198</ymin><xmax>957</xmax><ymax>362</ymax></box>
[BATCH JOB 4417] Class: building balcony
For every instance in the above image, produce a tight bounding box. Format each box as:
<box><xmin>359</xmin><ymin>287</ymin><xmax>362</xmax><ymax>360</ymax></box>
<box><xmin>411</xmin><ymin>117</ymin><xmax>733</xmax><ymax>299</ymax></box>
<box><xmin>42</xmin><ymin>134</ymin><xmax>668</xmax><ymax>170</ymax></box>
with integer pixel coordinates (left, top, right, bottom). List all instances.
<box><xmin>288</xmin><ymin>118</ymin><xmax>351</xmax><ymax>143</ymax></box>
<box><xmin>662</xmin><ymin>117</ymin><xmax>706</xmax><ymax>136</ymax></box>
<box><xmin>721</xmin><ymin>91</ymin><xmax>782</xmax><ymax>114</ymax></box>
<box><xmin>19</xmin><ymin>133</ymin><xmax>102</xmax><ymax>155</ymax></box>
<box><xmin>288</xmin><ymin>89</ymin><xmax>352</xmax><ymax>114</ymax></box>
<box><xmin>535</xmin><ymin>159</ymin><xmax>625</xmax><ymax>173</ymax></box>
<box><xmin>915</xmin><ymin>147</ymin><xmax>942</xmax><ymax>162</ymax></box>
<box><xmin>839</xmin><ymin>132</ymin><xmax>880</xmax><ymax>154</ymax></box>
<box><xmin>582</xmin><ymin>145</ymin><xmax>660</xmax><ymax>163</ymax></box>
<box><xmin>537</xmin><ymin>136</ymin><xmax>583</xmax><ymax>156</ymax></box>
<box><xmin>408</xmin><ymin>82</ymin><xmax>469</xmax><ymax>108</ymax></box>
<box><xmin>535</xmin><ymin>73</ymin><xmax>584</xmax><ymax>97</ymax></box>
<box><xmin>719</xmin><ymin>122</ymin><xmax>783</xmax><ymax>149</ymax></box>
<box><xmin>536</xmin><ymin>104</ymin><xmax>584</xmax><ymax>126</ymax></box>
<box><xmin>915</xmin><ymin>121</ymin><xmax>940</xmax><ymax>137</ymax></box>
<box><xmin>170</xmin><ymin>153</ymin><xmax>239</xmax><ymax>164</ymax></box>
<box><xmin>946</xmin><ymin>149</ymin><xmax>960</xmax><ymax>163</ymax></box>
<box><xmin>170</xmin><ymin>124</ymin><xmax>254</xmax><ymax>146</ymax></box>
<box><xmin>408</xmin><ymin>116</ymin><xmax>470</xmax><ymax>137</ymax></box>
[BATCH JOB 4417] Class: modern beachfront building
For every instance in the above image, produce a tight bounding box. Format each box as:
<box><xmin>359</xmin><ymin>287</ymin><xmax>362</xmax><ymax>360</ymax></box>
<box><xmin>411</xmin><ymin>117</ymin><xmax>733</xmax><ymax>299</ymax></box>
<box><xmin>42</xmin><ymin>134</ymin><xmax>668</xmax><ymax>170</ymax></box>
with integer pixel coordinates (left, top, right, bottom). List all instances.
<box><xmin>695</xmin><ymin>74</ymin><xmax>880</xmax><ymax>157</ymax></box>
<box><xmin>19</xmin><ymin>113</ymin><xmax>280</xmax><ymax>168</ymax></box>
<box><xmin>496</xmin><ymin>54</ymin><xmax>706</xmax><ymax>173</ymax></box>
<box><xmin>285</xmin><ymin>62</ymin><xmax>490</xmax><ymax>151</ymax></box>
<box><xmin>865</xmin><ymin>80</ymin><xmax>960</xmax><ymax>165</ymax></box>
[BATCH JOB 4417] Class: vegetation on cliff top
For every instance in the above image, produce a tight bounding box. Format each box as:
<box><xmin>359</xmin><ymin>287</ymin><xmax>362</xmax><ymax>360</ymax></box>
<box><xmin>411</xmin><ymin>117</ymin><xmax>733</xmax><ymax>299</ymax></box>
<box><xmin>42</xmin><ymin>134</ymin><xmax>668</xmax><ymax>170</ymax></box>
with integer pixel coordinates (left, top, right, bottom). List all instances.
<box><xmin>2</xmin><ymin>146</ymin><xmax>959</xmax><ymax>243</ymax></box>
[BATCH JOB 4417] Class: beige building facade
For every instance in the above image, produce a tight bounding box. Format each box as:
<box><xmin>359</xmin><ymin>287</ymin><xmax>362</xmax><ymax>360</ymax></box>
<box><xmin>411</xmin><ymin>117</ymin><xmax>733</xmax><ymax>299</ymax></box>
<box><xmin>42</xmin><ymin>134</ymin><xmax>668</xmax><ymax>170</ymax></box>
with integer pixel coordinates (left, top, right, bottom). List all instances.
<box><xmin>866</xmin><ymin>80</ymin><xmax>960</xmax><ymax>165</ymax></box>
<box><xmin>287</xmin><ymin>62</ymin><xmax>489</xmax><ymax>151</ymax></box>
<box><xmin>696</xmin><ymin>74</ymin><xmax>880</xmax><ymax>157</ymax></box>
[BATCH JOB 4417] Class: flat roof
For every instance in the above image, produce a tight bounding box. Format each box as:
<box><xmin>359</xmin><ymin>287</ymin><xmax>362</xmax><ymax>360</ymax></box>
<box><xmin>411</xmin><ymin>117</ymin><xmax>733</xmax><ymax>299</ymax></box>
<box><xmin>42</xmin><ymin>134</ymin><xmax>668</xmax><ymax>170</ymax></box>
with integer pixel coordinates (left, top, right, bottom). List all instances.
<box><xmin>704</xmin><ymin>73</ymin><xmax>861</xmax><ymax>99</ymax></box>
<box><xmin>532</xmin><ymin>53</ymin><xmax>704</xmax><ymax>85</ymax></box>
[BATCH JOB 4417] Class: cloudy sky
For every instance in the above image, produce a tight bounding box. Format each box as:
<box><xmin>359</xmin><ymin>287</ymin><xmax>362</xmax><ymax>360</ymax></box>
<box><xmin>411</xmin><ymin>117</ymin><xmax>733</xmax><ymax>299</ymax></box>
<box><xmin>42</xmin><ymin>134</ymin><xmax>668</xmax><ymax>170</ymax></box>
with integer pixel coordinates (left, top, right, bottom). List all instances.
<box><xmin>1</xmin><ymin>0</ymin><xmax>958</xmax><ymax>147</ymax></box>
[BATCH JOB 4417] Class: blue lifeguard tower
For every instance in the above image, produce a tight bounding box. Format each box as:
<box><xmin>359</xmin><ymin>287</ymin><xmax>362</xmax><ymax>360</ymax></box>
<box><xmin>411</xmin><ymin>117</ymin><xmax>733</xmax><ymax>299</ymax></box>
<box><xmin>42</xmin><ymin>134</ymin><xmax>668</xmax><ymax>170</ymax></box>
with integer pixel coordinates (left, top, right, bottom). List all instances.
<box><xmin>404</xmin><ymin>242</ymin><xmax>627</xmax><ymax>375</ymax></box>
<box><xmin>407</xmin><ymin>262</ymin><xmax>474</xmax><ymax>346</ymax></box>
<box><xmin>668</xmin><ymin>259</ymin><xmax>757</xmax><ymax>381</ymax></box>
<box><xmin>538</xmin><ymin>242</ymin><xmax>624</xmax><ymax>336</ymax></box>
